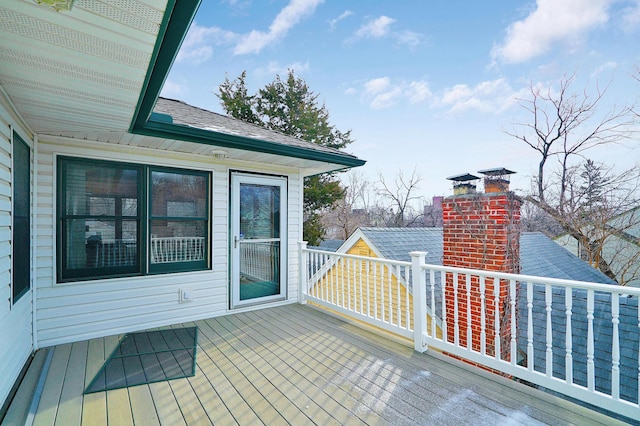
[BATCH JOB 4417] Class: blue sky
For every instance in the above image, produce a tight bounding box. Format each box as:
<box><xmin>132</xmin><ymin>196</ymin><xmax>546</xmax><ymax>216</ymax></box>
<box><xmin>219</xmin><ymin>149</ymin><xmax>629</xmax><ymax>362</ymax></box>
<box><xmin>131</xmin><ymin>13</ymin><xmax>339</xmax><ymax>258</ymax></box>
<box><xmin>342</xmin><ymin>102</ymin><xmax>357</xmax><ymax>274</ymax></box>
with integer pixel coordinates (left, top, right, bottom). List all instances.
<box><xmin>162</xmin><ymin>0</ymin><xmax>640</xmax><ymax>197</ymax></box>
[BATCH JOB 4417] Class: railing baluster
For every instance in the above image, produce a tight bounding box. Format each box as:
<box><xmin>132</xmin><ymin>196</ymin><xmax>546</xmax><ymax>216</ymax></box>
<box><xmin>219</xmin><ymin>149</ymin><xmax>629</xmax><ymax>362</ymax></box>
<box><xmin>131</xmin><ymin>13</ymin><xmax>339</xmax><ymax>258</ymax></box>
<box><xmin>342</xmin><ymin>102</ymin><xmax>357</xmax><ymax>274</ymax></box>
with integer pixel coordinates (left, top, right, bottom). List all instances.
<box><xmin>366</xmin><ymin>260</ymin><xmax>371</xmax><ymax>317</ymax></box>
<box><xmin>454</xmin><ymin>272</ymin><xmax>459</xmax><ymax>346</ymax></box>
<box><xmin>480</xmin><ymin>275</ymin><xmax>486</xmax><ymax>356</ymax></box>
<box><xmin>510</xmin><ymin>279</ymin><xmax>517</xmax><ymax>365</ymax></box>
<box><xmin>358</xmin><ymin>258</ymin><xmax>364</xmax><ymax>315</ymax></box>
<box><xmin>350</xmin><ymin>257</ymin><xmax>354</xmax><ymax>311</ymax></box>
<box><xmin>441</xmin><ymin>271</ymin><xmax>447</xmax><ymax>343</ymax></box>
<box><xmin>612</xmin><ymin>292</ymin><xmax>620</xmax><ymax>400</ymax></box>
<box><xmin>430</xmin><ymin>269</ymin><xmax>436</xmax><ymax>338</ymax></box>
<box><xmin>527</xmin><ymin>282</ymin><xmax>533</xmax><ymax>371</ymax></box>
<box><xmin>395</xmin><ymin>265</ymin><xmax>401</xmax><ymax>327</ymax></box>
<box><xmin>404</xmin><ymin>266</ymin><xmax>416</xmax><ymax>330</ymax></box>
<box><xmin>545</xmin><ymin>284</ymin><xmax>553</xmax><ymax>376</ymax></box>
<box><xmin>380</xmin><ymin>262</ymin><xmax>385</xmax><ymax>322</ymax></box>
<box><xmin>374</xmin><ymin>262</ymin><xmax>379</xmax><ymax>320</ymax></box>
<box><xmin>339</xmin><ymin>257</ymin><xmax>344</xmax><ymax>308</ymax></box>
<box><xmin>466</xmin><ymin>273</ymin><xmax>472</xmax><ymax>352</ymax></box>
<box><xmin>587</xmin><ymin>289</ymin><xmax>595</xmax><ymax>391</ymax></box>
<box><xmin>388</xmin><ymin>264</ymin><xmax>394</xmax><ymax>325</ymax></box>
<box><xmin>565</xmin><ymin>286</ymin><xmax>573</xmax><ymax>384</ymax></box>
<box><xmin>494</xmin><ymin>278</ymin><xmax>500</xmax><ymax>361</ymax></box>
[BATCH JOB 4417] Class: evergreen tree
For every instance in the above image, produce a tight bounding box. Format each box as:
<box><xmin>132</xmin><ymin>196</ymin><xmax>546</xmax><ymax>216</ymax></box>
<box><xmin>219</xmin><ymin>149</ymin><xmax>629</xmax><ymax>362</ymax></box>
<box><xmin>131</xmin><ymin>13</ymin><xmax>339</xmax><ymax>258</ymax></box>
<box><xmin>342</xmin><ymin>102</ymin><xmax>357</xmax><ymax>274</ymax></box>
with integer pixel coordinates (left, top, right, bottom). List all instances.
<box><xmin>217</xmin><ymin>70</ymin><xmax>353</xmax><ymax>245</ymax></box>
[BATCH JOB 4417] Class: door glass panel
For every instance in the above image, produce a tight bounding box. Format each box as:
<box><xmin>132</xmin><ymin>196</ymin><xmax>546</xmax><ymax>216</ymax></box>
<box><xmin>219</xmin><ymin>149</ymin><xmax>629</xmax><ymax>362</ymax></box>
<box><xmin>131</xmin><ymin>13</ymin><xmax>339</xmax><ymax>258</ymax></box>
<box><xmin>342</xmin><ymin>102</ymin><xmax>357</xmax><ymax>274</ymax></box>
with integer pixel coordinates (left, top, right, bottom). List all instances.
<box><xmin>239</xmin><ymin>183</ymin><xmax>281</xmax><ymax>301</ymax></box>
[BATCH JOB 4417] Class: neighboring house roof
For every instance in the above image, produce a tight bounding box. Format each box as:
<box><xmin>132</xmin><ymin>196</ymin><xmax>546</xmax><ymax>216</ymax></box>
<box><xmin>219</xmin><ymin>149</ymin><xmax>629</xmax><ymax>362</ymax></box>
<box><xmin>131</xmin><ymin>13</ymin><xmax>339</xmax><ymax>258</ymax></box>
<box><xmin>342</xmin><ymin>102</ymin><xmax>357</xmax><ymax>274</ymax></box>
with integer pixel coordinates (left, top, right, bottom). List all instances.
<box><xmin>343</xmin><ymin>227</ymin><xmax>617</xmax><ymax>284</ymax></box>
<box><xmin>315</xmin><ymin>239</ymin><xmax>345</xmax><ymax>252</ymax></box>
<box><xmin>335</xmin><ymin>227</ymin><xmax>635</xmax><ymax>405</ymax></box>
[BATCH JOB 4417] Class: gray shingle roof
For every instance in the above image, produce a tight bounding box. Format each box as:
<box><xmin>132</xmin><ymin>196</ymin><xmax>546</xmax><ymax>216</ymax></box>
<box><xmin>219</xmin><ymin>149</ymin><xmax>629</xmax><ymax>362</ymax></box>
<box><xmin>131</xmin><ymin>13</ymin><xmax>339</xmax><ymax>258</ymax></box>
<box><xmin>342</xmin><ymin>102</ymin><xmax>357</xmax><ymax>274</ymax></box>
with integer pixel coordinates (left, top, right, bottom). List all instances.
<box><xmin>154</xmin><ymin>97</ymin><xmax>358</xmax><ymax>159</ymax></box>
<box><xmin>356</xmin><ymin>227</ymin><xmax>617</xmax><ymax>283</ymax></box>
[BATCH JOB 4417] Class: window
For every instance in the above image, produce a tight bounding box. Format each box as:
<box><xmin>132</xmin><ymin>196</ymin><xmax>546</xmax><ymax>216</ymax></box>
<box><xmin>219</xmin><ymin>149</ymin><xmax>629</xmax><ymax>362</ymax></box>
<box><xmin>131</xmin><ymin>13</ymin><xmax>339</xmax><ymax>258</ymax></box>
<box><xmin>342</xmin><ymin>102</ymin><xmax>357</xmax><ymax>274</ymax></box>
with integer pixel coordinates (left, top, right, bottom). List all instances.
<box><xmin>13</xmin><ymin>133</ymin><xmax>30</xmax><ymax>302</ymax></box>
<box><xmin>58</xmin><ymin>157</ymin><xmax>210</xmax><ymax>281</ymax></box>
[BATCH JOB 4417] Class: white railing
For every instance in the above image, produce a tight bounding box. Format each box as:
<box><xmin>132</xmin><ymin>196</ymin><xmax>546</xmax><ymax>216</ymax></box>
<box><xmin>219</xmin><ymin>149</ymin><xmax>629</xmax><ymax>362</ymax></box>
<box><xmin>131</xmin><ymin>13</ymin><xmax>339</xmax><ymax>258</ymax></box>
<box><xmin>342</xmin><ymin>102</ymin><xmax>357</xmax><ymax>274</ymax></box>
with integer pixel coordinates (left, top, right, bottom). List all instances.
<box><xmin>299</xmin><ymin>244</ymin><xmax>640</xmax><ymax>421</ymax></box>
<box><xmin>150</xmin><ymin>236</ymin><xmax>205</xmax><ymax>263</ymax></box>
<box><xmin>87</xmin><ymin>239</ymin><xmax>137</xmax><ymax>267</ymax></box>
<box><xmin>240</xmin><ymin>239</ymin><xmax>279</xmax><ymax>283</ymax></box>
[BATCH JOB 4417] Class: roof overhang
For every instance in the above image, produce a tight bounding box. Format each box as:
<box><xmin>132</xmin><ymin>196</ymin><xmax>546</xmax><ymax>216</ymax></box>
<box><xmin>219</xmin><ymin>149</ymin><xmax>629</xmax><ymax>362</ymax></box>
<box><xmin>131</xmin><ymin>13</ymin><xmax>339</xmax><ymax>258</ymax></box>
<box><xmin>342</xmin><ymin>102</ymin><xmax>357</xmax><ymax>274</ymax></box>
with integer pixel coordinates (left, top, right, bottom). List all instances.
<box><xmin>0</xmin><ymin>0</ymin><xmax>364</xmax><ymax>175</ymax></box>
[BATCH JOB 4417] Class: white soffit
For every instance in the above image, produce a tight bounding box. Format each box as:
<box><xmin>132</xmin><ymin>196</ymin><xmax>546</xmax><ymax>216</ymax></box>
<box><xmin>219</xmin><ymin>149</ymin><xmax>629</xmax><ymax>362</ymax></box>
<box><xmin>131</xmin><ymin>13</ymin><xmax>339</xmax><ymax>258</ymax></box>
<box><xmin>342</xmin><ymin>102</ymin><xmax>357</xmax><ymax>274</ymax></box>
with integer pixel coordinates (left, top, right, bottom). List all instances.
<box><xmin>0</xmin><ymin>0</ymin><xmax>166</xmax><ymax>137</ymax></box>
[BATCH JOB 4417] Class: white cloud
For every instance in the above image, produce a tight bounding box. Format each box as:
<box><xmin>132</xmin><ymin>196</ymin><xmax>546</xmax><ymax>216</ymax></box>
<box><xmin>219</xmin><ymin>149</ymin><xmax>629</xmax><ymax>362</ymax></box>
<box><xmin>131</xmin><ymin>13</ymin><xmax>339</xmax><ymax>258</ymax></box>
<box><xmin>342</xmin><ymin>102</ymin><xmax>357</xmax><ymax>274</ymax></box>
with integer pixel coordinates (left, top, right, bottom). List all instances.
<box><xmin>349</xmin><ymin>15</ymin><xmax>423</xmax><ymax>47</ymax></box>
<box><xmin>160</xmin><ymin>79</ymin><xmax>186</xmax><ymax>98</ymax></box>
<box><xmin>364</xmin><ymin>77</ymin><xmax>391</xmax><ymax>94</ymax></box>
<box><xmin>621</xmin><ymin>0</ymin><xmax>640</xmax><ymax>30</ymax></box>
<box><xmin>492</xmin><ymin>0</ymin><xmax>611</xmax><ymax>64</ymax></box>
<box><xmin>234</xmin><ymin>0</ymin><xmax>323</xmax><ymax>55</ymax></box>
<box><xmin>257</xmin><ymin>61</ymin><xmax>311</xmax><ymax>76</ymax></box>
<box><xmin>362</xmin><ymin>77</ymin><xmax>431</xmax><ymax>109</ymax></box>
<box><xmin>590</xmin><ymin>61</ymin><xmax>617</xmax><ymax>78</ymax></box>
<box><xmin>355</xmin><ymin>16</ymin><xmax>396</xmax><ymax>39</ymax></box>
<box><xmin>438</xmin><ymin>79</ymin><xmax>520</xmax><ymax>114</ymax></box>
<box><xmin>329</xmin><ymin>10</ymin><xmax>353</xmax><ymax>30</ymax></box>
<box><xmin>176</xmin><ymin>22</ymin><xmax>237</xmax><ymax>64</ymax></box>
<box><xmin>395</xmin><ymin>30</ymin><xmax>422</xmax><ymax>47</ymax></box>
<box><xmin>408</xmin><ymin>81</ymin><xmax>432</xmax><ymax>103</ymax></box>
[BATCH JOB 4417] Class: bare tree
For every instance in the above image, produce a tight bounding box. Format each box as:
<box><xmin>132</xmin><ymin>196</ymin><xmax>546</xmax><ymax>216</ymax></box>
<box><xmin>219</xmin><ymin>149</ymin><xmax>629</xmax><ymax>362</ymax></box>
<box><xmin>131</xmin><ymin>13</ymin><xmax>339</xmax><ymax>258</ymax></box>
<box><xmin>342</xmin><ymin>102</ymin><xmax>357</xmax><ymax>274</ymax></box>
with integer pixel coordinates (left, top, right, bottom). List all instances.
<box><xmin>322</xmin><ymin>171</ymin><xmax>373</xmax><ymax>240</ymax></box>
<box><xmin>507</xmin><ymin>73</ymin><xmax>640</xmax><ymax>283</ymax></box>
<box><xmin>374</xmin><ymin>168</ymin><xmax>425</xmax><ymax>227</ymax></box>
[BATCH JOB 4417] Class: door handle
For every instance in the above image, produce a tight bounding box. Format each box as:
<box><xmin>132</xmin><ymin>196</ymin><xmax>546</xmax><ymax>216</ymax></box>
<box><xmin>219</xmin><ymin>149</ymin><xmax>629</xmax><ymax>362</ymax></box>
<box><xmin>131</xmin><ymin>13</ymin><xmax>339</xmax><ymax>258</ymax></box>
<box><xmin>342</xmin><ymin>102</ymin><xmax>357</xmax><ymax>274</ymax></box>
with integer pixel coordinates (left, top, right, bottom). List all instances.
<box><xmin>234</xmin><ymin>236</ymin><xmax>239</xmax><ymax>249</ymax></box>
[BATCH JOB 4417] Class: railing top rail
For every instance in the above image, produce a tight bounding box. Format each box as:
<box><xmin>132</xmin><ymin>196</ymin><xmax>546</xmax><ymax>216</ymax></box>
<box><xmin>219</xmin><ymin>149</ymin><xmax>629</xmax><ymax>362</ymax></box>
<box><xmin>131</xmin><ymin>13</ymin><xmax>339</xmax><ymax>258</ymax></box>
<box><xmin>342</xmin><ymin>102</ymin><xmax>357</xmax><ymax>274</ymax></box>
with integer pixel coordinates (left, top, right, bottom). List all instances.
<box><xmin>422</xmin><ymin>262</ymin><xmax>640</xmax><ymax>295</ymax></box>
<box><xmin>303</xmin><ymin>247</ymin><xmax>412</xmax><ymax>268</ymax></box>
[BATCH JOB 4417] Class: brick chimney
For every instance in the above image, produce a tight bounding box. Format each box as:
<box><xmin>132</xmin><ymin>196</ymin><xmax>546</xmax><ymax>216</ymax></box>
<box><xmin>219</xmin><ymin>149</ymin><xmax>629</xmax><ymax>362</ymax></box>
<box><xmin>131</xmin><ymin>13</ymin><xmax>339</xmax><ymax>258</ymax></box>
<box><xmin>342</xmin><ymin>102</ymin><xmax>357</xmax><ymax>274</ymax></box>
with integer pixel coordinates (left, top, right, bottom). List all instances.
<box><xmin>443</xmin><ymin>168</ymin><xmax>520</xmax><ymax>360</ymax></box>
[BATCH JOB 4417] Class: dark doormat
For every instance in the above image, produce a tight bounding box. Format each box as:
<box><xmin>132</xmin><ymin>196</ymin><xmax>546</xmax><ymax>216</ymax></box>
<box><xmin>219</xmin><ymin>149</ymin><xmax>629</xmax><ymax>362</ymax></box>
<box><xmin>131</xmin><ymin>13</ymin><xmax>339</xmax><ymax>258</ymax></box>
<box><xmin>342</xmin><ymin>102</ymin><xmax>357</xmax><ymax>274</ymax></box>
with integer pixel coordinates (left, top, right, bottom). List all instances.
<box><xmin>85</xmin><ymin>326</ymin><xmax>198</xmax><ymax>394</ymax></box>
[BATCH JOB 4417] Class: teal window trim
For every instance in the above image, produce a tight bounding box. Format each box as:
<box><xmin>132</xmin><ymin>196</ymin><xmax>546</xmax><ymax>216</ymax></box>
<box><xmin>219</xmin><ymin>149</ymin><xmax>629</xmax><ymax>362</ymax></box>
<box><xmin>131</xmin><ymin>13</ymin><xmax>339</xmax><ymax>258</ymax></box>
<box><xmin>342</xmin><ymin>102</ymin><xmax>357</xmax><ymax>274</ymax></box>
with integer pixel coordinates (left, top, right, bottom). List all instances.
<box><xmin>148</xmin><ymin>166</ymin><xmax>210</xmax><ymax>274</ymax></box>
<box><xmin>57</xmin><ymin>156</ymin><xmax>211</xmax><ymax>282</ymax></box>
<box><xmin>12</xmin><ymin>132</ymin><xmax>31</xmax><ymax>302</ymax></box>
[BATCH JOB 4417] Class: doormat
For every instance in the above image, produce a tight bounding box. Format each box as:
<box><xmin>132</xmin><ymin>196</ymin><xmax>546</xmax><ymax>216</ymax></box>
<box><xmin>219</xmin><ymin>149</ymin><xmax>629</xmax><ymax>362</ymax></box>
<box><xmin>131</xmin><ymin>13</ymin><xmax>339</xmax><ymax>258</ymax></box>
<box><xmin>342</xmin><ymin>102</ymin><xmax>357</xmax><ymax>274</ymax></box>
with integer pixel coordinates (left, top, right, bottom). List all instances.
<box><xmin>84</xmin><ymin>326</ymin><xmax>198</xmax><ymax>394</ymax></box>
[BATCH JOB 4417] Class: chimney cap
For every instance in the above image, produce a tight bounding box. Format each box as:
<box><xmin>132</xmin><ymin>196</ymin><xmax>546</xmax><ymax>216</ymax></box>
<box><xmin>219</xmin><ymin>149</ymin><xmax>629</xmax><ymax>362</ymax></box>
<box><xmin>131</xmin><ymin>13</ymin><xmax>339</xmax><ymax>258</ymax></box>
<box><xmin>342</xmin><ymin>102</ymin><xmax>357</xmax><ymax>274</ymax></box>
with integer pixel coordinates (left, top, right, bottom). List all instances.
<box><xmin>478</xmin><ymin>167</ymin><xmax>515</xmax><ymax>177</ymax></box>
<box><xmin>446</xmin><ymin>173</ymin><xmax>480</xmax><ymax>182</ymax></box>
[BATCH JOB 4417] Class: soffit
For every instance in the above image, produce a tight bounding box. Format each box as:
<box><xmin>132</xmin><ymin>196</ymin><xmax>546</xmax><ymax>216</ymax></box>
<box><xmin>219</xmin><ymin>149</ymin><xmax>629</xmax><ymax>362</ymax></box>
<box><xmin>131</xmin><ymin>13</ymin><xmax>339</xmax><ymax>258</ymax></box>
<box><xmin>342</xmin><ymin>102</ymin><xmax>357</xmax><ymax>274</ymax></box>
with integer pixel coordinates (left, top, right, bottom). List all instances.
<box><xmin>0</xmin><ymin>0</ymin><xmax>166</xmax><ymax>138</ymax></box>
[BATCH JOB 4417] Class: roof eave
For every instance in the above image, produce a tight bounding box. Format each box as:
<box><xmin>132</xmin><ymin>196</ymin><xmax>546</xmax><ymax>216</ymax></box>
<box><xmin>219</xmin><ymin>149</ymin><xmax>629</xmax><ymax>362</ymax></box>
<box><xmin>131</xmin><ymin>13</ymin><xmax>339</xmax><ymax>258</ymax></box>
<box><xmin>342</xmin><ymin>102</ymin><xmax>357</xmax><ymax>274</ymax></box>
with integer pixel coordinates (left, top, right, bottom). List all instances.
<box><xmin>128</xmin><ymin>0</ymin><xmax>365</xmax><ymax>171</ymax></box>
<box><xmin>139</xmin><ymin>118</ymin><xmax>366</xmax><ymax>169</ymax></box>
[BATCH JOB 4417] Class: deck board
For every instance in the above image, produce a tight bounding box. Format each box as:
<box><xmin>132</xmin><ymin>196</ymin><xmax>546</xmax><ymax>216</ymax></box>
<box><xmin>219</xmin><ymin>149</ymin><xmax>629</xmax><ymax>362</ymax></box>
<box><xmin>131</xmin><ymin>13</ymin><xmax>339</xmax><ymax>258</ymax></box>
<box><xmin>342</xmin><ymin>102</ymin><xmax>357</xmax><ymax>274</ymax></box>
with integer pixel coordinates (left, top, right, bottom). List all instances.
<box><xmin>54</xmin><ymin>340</ymin><xmax>87</xmax><ymax>426</ymax></box>
<box><xmin>33</xmin><ymin>343</ymin><xmax>72</xmax><ymax>426</ymax></box>
<box><xmin>215</xmin><ymin>314</ymin><xmax>345</xmax><ymax>425</ymax></box>
<box><xmin>7</xmin><ymin>304</ymin><xmax>631</xmax><ymax>425</ymax></box>
<box><xmin>82</xmin><ymin>338</ymin><xmax>107</xmax><ymax>426</ymax></box>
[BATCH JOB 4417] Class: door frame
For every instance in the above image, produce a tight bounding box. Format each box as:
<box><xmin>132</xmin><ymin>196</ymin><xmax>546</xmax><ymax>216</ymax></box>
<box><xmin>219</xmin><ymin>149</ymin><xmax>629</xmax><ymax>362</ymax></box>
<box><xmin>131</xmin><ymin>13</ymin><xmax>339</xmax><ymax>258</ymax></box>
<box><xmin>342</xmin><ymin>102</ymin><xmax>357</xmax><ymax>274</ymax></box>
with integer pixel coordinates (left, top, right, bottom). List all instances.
<box><xmin>230</xmin><ymin>171</ymin><xmax>288</xmax><ymax>309</ymax></box>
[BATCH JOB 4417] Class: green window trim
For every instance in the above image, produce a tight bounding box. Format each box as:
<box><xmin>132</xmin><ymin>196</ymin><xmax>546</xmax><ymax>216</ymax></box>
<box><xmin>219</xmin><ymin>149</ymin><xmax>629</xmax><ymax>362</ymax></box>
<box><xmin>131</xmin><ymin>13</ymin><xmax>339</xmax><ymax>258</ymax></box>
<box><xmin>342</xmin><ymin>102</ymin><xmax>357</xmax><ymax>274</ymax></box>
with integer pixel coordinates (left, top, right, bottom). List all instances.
<box><xmin>13</xmin><ymin>132</ymin><xmax>31</xmax><ymax>302</ymax></box>
<box><xmin>57</xmin><ymin>156</ymin><xmax>211</xmax><ymax>282</ymax></box>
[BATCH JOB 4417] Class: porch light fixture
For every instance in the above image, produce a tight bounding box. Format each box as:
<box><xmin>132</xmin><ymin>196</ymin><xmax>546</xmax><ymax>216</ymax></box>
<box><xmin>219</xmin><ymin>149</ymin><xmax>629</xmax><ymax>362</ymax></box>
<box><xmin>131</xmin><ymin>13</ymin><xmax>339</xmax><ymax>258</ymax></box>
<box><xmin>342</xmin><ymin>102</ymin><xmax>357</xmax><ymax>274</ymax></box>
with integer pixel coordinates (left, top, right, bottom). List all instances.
<box><xmin>211</xmin><ymin>150</ymin><xmax>227</xmax><ymax>160</ymax></box>
<box><xmin>33</xmin><ymin>0</ymin><xmax>75</xmax><ymax>12</ymax></box>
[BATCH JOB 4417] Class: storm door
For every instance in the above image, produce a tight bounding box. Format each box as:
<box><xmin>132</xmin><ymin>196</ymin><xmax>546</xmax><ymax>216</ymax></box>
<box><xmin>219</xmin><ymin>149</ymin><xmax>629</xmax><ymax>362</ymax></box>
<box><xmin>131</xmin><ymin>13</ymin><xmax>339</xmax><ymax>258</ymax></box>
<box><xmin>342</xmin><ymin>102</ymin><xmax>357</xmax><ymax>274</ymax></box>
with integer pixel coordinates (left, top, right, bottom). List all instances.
<box><xmin>230</xmin><ymin>172</ymin><xmax>287</xmax><ymax>308</ymax></box>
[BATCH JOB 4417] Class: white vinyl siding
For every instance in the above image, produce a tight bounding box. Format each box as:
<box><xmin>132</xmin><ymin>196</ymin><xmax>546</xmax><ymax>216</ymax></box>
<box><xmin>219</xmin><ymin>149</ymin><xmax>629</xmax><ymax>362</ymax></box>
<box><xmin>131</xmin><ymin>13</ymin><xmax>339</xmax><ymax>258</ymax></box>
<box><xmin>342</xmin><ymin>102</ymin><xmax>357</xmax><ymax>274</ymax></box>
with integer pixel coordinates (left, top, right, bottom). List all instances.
<box><xmin>35</xmin><ymin>139</ymin><xmax>302</xmax><ymax>348</ymax></box>
<box><xmin>0</xmin><ymin>98</ymin><xmax>34</xmax><ymax>408</ymax></box>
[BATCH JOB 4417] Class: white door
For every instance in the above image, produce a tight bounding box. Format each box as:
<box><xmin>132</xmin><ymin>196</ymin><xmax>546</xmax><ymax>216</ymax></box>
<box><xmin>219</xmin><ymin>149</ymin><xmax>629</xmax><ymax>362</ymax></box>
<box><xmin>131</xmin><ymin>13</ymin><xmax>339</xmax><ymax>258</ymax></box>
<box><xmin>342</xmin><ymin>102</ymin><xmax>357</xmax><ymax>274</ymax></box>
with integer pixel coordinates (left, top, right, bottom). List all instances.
<box><xmin>230</xmin><ymin>172</ymin><xmax>287</xmax><ymax>308</ymax></box>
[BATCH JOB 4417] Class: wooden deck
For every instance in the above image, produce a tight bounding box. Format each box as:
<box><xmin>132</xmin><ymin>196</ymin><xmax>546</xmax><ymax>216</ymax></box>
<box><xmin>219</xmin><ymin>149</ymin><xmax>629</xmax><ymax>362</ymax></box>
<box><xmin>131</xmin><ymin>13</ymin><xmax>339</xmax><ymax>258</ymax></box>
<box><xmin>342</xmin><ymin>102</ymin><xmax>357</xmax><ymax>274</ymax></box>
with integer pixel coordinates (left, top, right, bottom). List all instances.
<box><xmin>3</xmin><ymin>304</ymin><xmax>628</xmax><ymax>425</ymax></box>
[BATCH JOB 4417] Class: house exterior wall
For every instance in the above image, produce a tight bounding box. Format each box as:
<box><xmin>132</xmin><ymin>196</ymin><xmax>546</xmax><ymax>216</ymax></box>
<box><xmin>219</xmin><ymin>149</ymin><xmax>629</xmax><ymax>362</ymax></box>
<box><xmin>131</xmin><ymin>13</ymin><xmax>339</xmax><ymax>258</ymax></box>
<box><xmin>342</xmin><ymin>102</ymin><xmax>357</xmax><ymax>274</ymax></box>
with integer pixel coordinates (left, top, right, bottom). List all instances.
<box><xmin>34</xmin><ymin>138</ymin><xmax>302</xmax><ymax>348</ymax></box>
<box><xmin>555</xmin><ymin>233</ymin><xmax>640</xmax><ymax>287</ymax></box>
<box><xmin>0</xmin><ymin>96</ymin><xmax>34</xmax><ymax>408</ymax></box>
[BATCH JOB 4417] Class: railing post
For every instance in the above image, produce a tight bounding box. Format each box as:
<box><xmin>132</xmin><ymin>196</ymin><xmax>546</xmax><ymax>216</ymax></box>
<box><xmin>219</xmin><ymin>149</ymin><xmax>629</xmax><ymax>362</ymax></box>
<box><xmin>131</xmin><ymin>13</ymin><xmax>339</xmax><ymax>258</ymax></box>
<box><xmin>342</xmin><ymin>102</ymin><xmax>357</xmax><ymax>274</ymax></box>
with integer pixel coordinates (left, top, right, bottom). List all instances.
<box><xmin>298</xmin><ymin>241</ymin><xmax>308</xmax><ymax>304</ymax></box>
<box><xmin>410</xmin><ymin>251</ymin><xmax>428</xmax><ymax>353</ymax></box>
